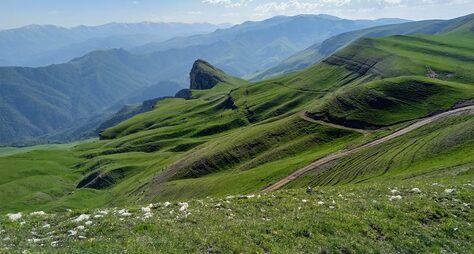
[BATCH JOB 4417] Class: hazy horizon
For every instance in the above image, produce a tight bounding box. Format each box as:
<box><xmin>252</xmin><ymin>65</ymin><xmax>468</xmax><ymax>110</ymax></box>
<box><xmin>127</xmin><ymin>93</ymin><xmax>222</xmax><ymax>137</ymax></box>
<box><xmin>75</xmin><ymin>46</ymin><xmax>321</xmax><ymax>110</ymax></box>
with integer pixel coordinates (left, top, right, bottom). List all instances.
<box><xmin>1</xmin><ymin>0</ymin><xmax>473</xmax><ymax>30</ymax></box>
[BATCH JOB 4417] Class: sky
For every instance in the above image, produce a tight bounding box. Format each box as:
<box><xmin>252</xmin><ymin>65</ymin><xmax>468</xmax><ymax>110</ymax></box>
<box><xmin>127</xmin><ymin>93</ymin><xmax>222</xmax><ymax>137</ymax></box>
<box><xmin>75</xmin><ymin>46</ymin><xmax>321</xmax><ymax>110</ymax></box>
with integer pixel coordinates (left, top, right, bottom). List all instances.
<box><xmin>1</xmin><ymin>0</ymin><xmax>473</xmax><ymax>29</ymax></box>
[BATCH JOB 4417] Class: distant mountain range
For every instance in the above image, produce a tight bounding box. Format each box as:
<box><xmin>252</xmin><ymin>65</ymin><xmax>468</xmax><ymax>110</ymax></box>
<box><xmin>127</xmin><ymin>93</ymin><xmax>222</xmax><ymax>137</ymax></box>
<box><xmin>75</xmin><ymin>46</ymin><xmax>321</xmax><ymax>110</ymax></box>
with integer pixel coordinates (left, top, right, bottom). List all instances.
<box><xmin>131</xmin><ymin>15</ymin><xmax>409</xmax><ymax>80</ymax></box>
<box><xmin>250</xmin><ymin>14</ymin><xmax>474</xmax><ymax>80</ymax></box>
<box><xmin>0</xmin><ymin>22</ymin><xmax>227</xmax><ymax>67</ymax></box>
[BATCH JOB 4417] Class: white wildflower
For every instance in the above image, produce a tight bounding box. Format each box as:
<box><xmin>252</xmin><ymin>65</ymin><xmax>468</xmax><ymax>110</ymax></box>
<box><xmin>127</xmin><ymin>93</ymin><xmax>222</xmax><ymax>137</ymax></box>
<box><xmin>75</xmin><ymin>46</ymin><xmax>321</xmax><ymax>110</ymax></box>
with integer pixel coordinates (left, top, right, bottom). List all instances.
<box><xmin>141</xmin><ymin>207</ymin><xmax>151</xmax><ymax>213</ymax></box>
<box><xmin>27</xmin><ymin>238</ymin><xmax>42</xmax><ymax>244</ymax></box>
<box><xmin>30</xmin><ymin>211</ymin><xmax>47</xmax><ymax>216</ymax></box>
<box><xmin>98</xmin><ymin>210</ymin><xmax>108</xmax><ymax>215</ymax></box>
<box><xmin>94</xmin><ymin>215</ymin><xmax>103</xmax><ymax>218</ymax></box>
<box><xmin>73</xmin><ymin>214</ymin><xmax>90</xmax><ymax>223</ymax></box>
<box><xmin>444</xmin><ymin>189</ymin><xmax>456</xmax><ymax>194</ymax></box>
<box><xmin>42</xmin><ymin>224</ymin><xmax>51</xmax><ymax>228</ymax></box>
<box><xmin>7</xmin><ymin>213</ymin><xmax>22</xmax><ymax>221</ymax></box>
<box><xmin>117</xmin><ymin>209</ymin><xmax>132</xmax><ymax>217</ymax></box>
<box><xmin>390</xmin><ymin>189</ymin><xmax>400</xmax><ymax>195</ymax></box>
<box><xmin>78</xmin><ymin>236</ymin><xmax>87</xmax><ymax>240</ymax></box>
<box><xmin>68</xmin><ymin>230</ymin><xmax>77</xmax><ymax>236</ymax></box>
<box><xmin>51</xmin><ymin>241</ymin><xmax>59</xmax><ymax>247</ymax></box>
<box><xmin>410</xmin><ymin>188</ymin><xmax>422</xmax><ymax>193</ymax></box>
<box><xmin>85</xmin><ymin>221</ymin><xmax>93</xmax><ymax>226</ymax></box>
<box><xmin>389</xmin><ymin>195</ymin><xmax>402</xmax><ymax>201</ymax></box>
<box><xmin>178</xmin><ymin>202</ymin><xmax>189</xmax><ymax>212</ymax></box>
<box><xmin>317</xmin><ymin>201</ymin><xmax>324</xmax><ymax>205</ymax></box>
<box><xmin>143</xmin><ymin>212</ymin><xmax>153</xmax><ymax>219</ymax></box>
<box><xmin>76</xmin><ymin>225</ymin><xmax>85</xmax><ymax>230</ymax></box>
<box><xmin>302</xmin><ymin>199</ymin><xmax>308</xmax><ymax>203</ymax></box>
<box><xmin>163</xmin><ymin>201</ymin><xmax>171</xmax><ymax>207</ymax></box>
<box><xmin>329</xmin><ymin>206</ymin><xmax>335</xmax><ymax>209</ymax></box>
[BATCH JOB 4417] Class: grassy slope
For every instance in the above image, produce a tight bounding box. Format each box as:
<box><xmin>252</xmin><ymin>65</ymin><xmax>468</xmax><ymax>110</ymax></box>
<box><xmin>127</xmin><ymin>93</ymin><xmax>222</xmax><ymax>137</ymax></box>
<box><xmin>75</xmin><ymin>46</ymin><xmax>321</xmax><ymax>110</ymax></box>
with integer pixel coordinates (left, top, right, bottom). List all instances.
<box><xmin>288</xmin><ymin>113</ymin><xmax>474</xmax><ymax>188</ymax></box>
<box><xmin>1</xmin><ymin>171</ymin><xmax>472</xmax><ymax>253</ymax></box>
<box><xmin>307</xmin><ymin>32</ymin><xmax>474</xmax><ymax>127</ymax></box>
<box><xmin>0</xmin><ymin>23</ymin><xmax>473</xmax><ymax>213</ymax></box>
<box><xmin>0</xmin><ymin>149</ymin><xmax>79</xmax><ymax>212</ymax></box>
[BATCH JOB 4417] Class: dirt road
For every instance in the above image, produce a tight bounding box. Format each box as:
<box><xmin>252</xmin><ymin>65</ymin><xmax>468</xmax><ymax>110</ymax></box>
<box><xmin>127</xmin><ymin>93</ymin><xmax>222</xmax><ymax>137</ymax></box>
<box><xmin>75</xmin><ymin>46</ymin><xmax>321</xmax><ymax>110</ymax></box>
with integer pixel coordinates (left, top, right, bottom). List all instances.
<box><xmin>263</xmin><ymin>105</ymin><xmax>474</xmax><ymax>192</ymax></box>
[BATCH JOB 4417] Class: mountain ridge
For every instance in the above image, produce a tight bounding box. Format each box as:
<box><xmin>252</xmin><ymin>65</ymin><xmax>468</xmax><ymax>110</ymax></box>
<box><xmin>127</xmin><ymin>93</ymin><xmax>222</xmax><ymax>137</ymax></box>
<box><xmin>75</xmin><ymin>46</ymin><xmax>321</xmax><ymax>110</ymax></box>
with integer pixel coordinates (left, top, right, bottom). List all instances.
<box><xmin>0</xmin><ymin>22</ymin><xmax>225</xmax><ymax>67</ymax></box>
<box><xmin>250</xmin><ymin>13</ymin><xmax>474</xmax><ymax>81</ymax></box>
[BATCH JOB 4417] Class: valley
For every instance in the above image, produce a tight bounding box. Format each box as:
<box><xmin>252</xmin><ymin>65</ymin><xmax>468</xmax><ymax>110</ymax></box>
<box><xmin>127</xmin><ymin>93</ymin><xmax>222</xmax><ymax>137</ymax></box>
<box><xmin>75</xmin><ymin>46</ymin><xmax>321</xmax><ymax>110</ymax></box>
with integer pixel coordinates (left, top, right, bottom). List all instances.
<box><xmin>0</xmin><ymin>14</ymin><xmax>472</xmax><ymax>212</ymax></box>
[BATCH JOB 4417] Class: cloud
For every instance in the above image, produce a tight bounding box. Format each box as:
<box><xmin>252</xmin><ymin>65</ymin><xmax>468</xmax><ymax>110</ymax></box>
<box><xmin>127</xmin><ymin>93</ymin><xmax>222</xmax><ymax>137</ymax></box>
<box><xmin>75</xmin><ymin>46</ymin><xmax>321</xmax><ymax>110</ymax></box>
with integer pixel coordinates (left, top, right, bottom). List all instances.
<box><xmin>252</xmin><ymin>0</ymin><xmax>463</xmax><ymax>16</ymax></box>
<box><xmin>254</xmin><ymin>0</ymin><xmax>323</xmax><ymax>16</ymax></box>
<box><xmin>202</xmin><ymin>0</ymin><xmax>253</xmax><ymax>8</ymax></box>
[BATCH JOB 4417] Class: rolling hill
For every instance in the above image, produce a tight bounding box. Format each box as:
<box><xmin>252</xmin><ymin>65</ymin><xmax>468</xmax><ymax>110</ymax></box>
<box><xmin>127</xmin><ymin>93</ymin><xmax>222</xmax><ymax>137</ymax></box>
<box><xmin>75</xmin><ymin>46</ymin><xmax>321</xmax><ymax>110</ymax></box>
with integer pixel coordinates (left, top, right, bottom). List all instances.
<box><xmin>250</xmin><ymin>13</ymin><xmax>474</xmax><ymax>81</ymax></box>
<box><xmin>0</xmin><ymin>13</ymin><xmax>472</xmax><ymax>216</ymax></box>
<box><xmin>0</xmin><ymin>15</ymin><xmax>408</xmax><ymax>145</ymax></box>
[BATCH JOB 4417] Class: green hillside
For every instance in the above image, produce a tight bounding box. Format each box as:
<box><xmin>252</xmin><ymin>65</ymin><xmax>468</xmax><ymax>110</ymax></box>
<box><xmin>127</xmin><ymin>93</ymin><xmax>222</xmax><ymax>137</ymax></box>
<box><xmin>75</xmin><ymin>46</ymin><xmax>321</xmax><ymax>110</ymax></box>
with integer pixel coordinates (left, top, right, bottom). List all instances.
<box><xmin>0</xmin><ymin>49</ymin><xmax>181</xmax><ymax>145</ymax></box>
<box><xmin>289</xmin><ymin>112</ymin><xmax>474</xmax><ymax>188</ymax></box>
<box><xmin>251</xmin><ymin>13</ymin><xmax>474</xmax><ymax>80</ymax></box>
<box><xmin>0</xmin><ymin>15</ymin><xmax>408</xmax><ymax>146</ymax></box>
<box><xmin>0</xmin><ymin>16</ymin><xmax>473</xmax><ymax>218</ymax></box>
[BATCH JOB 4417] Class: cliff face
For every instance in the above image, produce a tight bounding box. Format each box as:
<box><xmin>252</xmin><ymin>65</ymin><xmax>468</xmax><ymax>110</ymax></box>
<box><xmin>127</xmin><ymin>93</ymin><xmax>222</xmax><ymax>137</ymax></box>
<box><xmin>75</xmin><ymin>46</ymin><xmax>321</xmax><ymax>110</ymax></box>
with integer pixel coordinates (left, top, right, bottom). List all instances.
<box><xmin>189</xmin><ymin>59</ymin><xmax>227</xmax><ymax>90</ymax></box>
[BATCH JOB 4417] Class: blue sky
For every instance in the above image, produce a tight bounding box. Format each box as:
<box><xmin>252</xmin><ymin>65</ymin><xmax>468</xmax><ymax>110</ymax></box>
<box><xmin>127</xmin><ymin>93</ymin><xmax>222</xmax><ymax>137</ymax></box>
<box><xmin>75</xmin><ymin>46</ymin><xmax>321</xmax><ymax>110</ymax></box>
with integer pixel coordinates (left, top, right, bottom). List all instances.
<box><xmin>1</xmin><ymin>0</ymin><xmax>473</xmax><ymax>29</ymax></box>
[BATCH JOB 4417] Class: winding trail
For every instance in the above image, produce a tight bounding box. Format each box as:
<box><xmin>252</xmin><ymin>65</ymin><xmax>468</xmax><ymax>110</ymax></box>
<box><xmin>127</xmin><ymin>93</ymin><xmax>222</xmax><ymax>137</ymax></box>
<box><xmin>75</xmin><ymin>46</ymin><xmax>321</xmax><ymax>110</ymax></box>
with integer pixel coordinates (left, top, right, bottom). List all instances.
<box><xmin>299</xmin><ymin>112</ymin><xmax>370</xmax><ymax>135</ymax></box>
<box><xmin>263</xmin><ymin>105</ymin><xmax>474</xmax><ymax>192</ymax></box>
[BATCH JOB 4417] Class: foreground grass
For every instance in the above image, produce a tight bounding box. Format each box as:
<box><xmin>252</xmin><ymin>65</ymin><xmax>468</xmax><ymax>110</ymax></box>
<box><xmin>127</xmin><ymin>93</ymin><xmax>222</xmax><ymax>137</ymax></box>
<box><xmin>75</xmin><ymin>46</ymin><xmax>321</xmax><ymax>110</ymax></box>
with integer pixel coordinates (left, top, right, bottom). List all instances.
<box><xmin>1</xmin><ymin>175</ymin><xmax>472</xmax><ymax>253</ymax></box>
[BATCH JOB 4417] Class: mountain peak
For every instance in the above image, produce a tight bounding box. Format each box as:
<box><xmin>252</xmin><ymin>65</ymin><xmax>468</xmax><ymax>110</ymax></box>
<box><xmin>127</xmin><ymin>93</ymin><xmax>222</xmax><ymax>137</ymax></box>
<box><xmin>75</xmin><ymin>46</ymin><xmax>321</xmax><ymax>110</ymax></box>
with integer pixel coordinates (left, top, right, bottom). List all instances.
<box><xmin>189</xmin><ymin>59</ymin><xmax>228</xmax><ymax>90</ymax></box>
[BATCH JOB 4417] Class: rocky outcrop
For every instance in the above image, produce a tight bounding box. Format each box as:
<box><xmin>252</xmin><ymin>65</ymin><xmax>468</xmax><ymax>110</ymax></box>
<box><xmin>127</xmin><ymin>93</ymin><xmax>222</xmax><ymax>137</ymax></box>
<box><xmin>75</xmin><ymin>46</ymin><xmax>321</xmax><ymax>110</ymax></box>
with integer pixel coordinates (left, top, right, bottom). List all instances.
<box><xmin>175</xmin><ymin>89</ymin><xmax>192</xmax><ymax>99</ymax></box>
<box><xmin>190</xmin><ymin>59</ymin><xmax>227</xmax><ymax>90</ymax></box>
